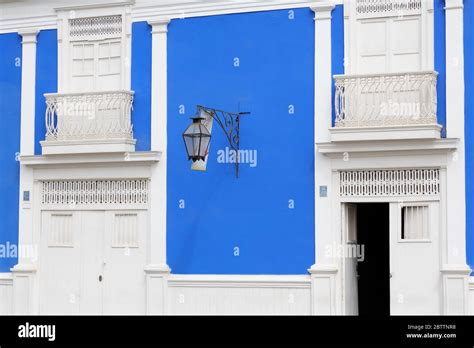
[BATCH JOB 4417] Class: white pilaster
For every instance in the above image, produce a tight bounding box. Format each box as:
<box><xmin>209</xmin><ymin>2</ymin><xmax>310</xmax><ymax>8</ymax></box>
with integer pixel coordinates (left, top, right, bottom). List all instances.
<box><xmin>18</xmin><ymin>29</ymin><xmax>38</xmax><ymax>156</ymax></box>
<box><xmin>442</xmin><ymin>0</ymin><xmax>471</xmax><ymax>314</ymax></box>
<box><xmin>309</xmin><ymin>3</ymin><xmax>339</xmax><ymax>315</ymax></box>
<box><xmin>12</xmin><ymin>28</ymin><xmax>39</xmax><ymax>314</ymax></box>
<box><xmin>146</xmin><ymin>18</ymin><xmax>171</xmax><ymax>315</ymax></box>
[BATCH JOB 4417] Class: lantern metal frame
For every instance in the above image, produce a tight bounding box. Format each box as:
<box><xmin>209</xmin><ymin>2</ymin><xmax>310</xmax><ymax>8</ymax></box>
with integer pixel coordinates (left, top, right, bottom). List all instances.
<box><xmin>182</xmin><ymin>116</ymin><xmax>212</xmax><ymax>163</ymax></box>
<box><xmin>184</xmin><ymin>105</ymin><xmax>250</xmax><ymax>178</ymax></box>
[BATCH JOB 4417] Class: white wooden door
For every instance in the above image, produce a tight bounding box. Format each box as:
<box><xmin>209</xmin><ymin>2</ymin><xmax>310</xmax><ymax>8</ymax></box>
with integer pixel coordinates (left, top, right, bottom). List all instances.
<box><xmin>343</xmin><ymin>204</ymin><xmax>359</xmax><ymax>315</ymax></box>
<box><xmin>389</xmin><ymin>202</ymin><xmax>441</xmax><ymax>314</ymax></box>
<box><xmin>102</xmin><ymin>210</ymin><xmax>147</xmax><ymax>314</ymax></box>
<box><xmin>40</xmin><ymin>210</ymin><xmax>146</xmax><ymax>314</ymax></box>
<box><xmin>39</xmin><ymin>211</ymin><xmax>81</xmax><ymax>314</ymax></box>
<box><xmin>79</xmin><ymin>211</ymin><xmax>105</xmax><ymax>314</ymax></box>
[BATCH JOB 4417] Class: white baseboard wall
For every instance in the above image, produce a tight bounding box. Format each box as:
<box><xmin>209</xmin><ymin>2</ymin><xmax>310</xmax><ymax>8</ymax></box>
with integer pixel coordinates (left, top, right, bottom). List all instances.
<box><xmin>2</xmin><ymin>272</ymin><xmax>473</xmax><ymax>315</ymax></box>
<box><xmin>469</xmin><ymin>277</ymin><xmax>474</xmax><ymax>315</ymax></box>
<box><xmin>167</xmin><ymin>275</ymin><xmax>311</xmax><ymax>315</ymax></box>
<box><xmin>0</xmin><ymin>273</ymin><xmax>13</xmax><ymax>315</ymax></box>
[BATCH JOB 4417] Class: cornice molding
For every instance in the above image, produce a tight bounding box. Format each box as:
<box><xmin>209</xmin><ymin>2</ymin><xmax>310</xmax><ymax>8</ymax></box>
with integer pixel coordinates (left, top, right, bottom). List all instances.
<box><xmin>0</xmin><ymin>15</ymin><xmax>56</xmax><ymax>34</ymax></box>
<box><xmin>54</xmin><ymin>0</ymin><xmax>135</xmax><ymax>12</ymax></box>
<box><xmin>132</xmin><ymin>0</ymin><xmax>343</xmax><ymax>21</ymax></box>
<box><xmin>0</xmin><ymin>0</ymin><xmax>344</xmax><ymax>33</ymax></box>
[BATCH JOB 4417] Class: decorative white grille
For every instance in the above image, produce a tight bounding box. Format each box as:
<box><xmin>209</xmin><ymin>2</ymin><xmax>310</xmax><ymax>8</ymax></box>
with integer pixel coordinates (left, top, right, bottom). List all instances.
<box><xmin>69</xmin><ymin>15</ymin><xmax>122</xmax><ymax>40</ymax></box>
<box><xmin>356</xmin><ymin>0</ymin><xmax>422</xmax><ymax>18</ymax></box>
<box><xmin>340</xmin><ymin>169</ymin><xmax>439</xmax><ymax>197</ymax></box>
<box><xmin>41</xmin><ymin>179</ymin><xmax>149</xmax><ymax>206</ymax></box>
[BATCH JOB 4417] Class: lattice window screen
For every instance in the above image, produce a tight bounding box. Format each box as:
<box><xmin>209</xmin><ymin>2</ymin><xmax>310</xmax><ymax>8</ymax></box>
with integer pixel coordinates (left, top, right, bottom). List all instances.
<box><xmin>69</xmin><ymin>15</ymin><xmax>122</xmax><ymax>40</ymax></box>
<box><xmin>41</xmin><ymin>179</ymin><xmax>149</xmax><ymax>206</ymax></box>
<box><xmin>340</xmin><ymin>169</ymin><xmax>440</xmax><ymax>197</ymax></box>
<box><xmin>356</xmin><ymin>0</ymin><xmax>422</xmax><ymax>18</ymax></box>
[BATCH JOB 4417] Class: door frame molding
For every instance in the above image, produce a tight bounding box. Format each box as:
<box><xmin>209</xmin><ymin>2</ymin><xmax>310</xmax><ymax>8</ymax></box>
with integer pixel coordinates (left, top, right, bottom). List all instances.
<box><xmin>12</xmin><ymin>154</ymin><xmax>158</xmax><ymax>314</ymax></box>
<box><xmin>311</xmin><ymin>140</ymin><xmax>471</xmax><ymax>315</ymax></box>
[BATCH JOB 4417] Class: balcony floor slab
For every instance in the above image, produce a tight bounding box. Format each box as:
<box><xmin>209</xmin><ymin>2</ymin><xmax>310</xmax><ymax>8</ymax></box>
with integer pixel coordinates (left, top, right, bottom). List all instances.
<box><xmin>329</xmin><ymin>124</ymin><xmax>443</xmax><ymax>142</ymax></box>
<box><xmin>40</xmin><ymin>138</ymin><xmax>136</xmax><ymax>155</ymax></box>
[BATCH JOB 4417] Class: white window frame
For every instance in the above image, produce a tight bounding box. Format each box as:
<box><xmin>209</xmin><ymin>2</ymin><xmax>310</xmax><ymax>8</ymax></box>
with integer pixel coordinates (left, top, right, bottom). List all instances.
<box><xmin>70</xmin><ymin>38</ymin><xmax>123</xmax><ymax>91</ymax></box>
<box><xmin>55</xmin><ymin>3</ymin><xmax>133</xmax><ymax>93</ymax></box>
<box><xmin>398</xmin><ymin>202</ymin><xmax>432</xmax><ymax>243</ymax></box>
<box><xmin>343</xmin><ymin>0</ymin><xmax>434</xmax><ymax>74</ymax></box>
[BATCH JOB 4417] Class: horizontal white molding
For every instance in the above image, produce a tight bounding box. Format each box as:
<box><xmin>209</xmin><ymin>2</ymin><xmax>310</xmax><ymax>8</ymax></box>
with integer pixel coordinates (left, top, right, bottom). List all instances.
<box><xmin>53</xmin><ymin>0</ymin><xmax>135</xmax><ymax>11</ymax></box>
<box><xmin>168</xmin><ymin>274</ymin><xmax>311</xmax><ymax>288</ymax></box>
<box><xmin>317</xmin><ymin>138</ymin><xmax>459</xmax><ymax>157</ymax></box>
<box><xmin>0</xmin><ymin>0</ymin><xmax>343</xmax><ymax>33</ymax></box>
<box><xmin>20</xmin><ymin>151</ymin><xmax>161</xmax><ymax>167</ymax></box>
<box><xmin>440</xmin><ymin>264</ymin><xmax>472</xmax><ymax>275</ymax></box>
<box><xmin>329</xmin><ymin>125</ymin><xmax>442</xmax><ymax>142</ymax></box>
<box><xmin>0</xmin><ymin>273</ymin><xmax>13</xmax><ymax>283</ymax></box>
<box><xmin>0</xmin><ymin>14</ymin><xmax>57</xmax><ymax>34</ymax></box>
<box><xmin>133</xmin><ymin>0</ymin><xmax>341</xmax><ymax>21</ymax></box>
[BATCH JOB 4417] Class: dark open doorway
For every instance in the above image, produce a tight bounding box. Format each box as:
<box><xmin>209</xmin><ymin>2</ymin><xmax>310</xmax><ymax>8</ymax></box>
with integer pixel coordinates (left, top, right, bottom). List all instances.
<box><xmin>356</xmin><ymin>203</ymin><xmax>390</xmax><ymax>316</ymax></box>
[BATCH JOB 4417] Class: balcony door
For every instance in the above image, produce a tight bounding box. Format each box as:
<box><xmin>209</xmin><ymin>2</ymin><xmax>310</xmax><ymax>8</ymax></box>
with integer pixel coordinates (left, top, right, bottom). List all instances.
<box><xmin>346</xmin><ymin>0</ymin><xmax>433</xmax><ymax>75</ymax></box>
<box><xmin>70</xmin><ymin>39</ymin><xmax>122</xmax><ymax>92</ymax></box>
<box><xmin>356</xmin><ymin>15</ymin><xmax>422</xmax><ymax>74</ymax></box>
<box><xmin>58</xmin><ymin>13</ymin><xmax>129</xmax><ymax>93</ymax></box>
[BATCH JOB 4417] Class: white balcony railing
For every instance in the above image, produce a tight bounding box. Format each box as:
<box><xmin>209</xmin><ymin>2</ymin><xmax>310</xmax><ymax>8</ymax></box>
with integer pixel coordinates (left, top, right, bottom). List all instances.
<box><xmin>44</xmin><ymin>90</ymin><xmax>134</xmax><ymax>142</ymax></box>
<box><xmin>334</xmin><ymin>71</ymin><xmax>438</xmax><ymax>128</ymax></box>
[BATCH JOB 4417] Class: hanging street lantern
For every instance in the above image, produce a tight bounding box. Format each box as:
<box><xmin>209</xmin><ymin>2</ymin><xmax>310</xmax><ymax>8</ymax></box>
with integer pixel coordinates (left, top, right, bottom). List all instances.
<box><xmin>182</xmin><ymin>105</ymin><xmax>250</xmax><ymax>178</ymax></box>
<box><xmin>182</xmin><ymin>116</ymin><xmax>211</xmax><ymax>162</ymax></box>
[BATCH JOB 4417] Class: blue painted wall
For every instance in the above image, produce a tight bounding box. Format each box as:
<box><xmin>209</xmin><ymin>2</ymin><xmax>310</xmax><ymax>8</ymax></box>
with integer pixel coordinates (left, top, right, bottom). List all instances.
<box><xmin>434</xmin><ymin>0</ymin><xmax>446</xmax><ymax>136</ymax></box>
<box><xmin>35</xmin><ymin>29</ymin><xmax>57</xmax><ymax>155</ymax></box>
<box><xmin>0</xmin><ymin>33</ymin><xmax>22</xmax><ymax>271</ymax></box>
<box><xmin>167</xmin><ymin>9</ymin><xmax>316</xmax><ymax>274</ymax></box>
<box><xmin>132</xmin><ymin>22</ymin><xmax>152</xmax><ymax>151</ymax></box>
<box><xmin>464</xmin><ymin>0</ymin><xmax>474</xmax><ymax>273</ymax></box>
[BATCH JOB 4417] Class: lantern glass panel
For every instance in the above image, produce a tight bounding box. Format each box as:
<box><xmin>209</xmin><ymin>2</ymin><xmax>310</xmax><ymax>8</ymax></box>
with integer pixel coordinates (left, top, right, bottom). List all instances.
<box><xmin>182</xmin><ymin>118</ymin><xmax>211</xmax><ymax>161</ymax></box>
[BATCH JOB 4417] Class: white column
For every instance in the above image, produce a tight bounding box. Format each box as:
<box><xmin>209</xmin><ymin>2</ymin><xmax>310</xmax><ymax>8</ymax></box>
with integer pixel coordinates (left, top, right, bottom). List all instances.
<box><xmin>442</xmin><ymin>0</ymin><xmax>471</xmax><ymax>315</ymax></box>
<box><xmin>145</xmin><ymin>18</ymin><xmax>171</xmax><ymax>315</ymax></box>
<box><xmin>19</xmin><ymin>29</ymin><xmax>38</xmax><ymax>156</ymax></box>
<box><xmin>308</xmin><ymin>3</ymin><xmax>339</xmax><ymax>315</ymax></box>
<box><xmin>12</xmin><ymin>29</ymin><xmax>39</xmax><ymax>314</ymax></box>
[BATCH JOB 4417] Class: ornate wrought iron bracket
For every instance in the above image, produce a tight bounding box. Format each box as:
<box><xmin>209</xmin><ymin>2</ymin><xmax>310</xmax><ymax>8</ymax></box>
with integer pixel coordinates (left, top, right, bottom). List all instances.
<box><xmin>196</xmin><ymin>105</ymin><xmax>250</xmax><ymax>178</ymax></box>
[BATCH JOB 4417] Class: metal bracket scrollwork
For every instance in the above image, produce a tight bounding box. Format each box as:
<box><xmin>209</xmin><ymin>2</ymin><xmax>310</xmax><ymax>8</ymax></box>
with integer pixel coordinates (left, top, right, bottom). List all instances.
<box><xmin>196</xmin><ymin>105</ymin><xmax>250</xmax><ymax>178</ymax></box>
